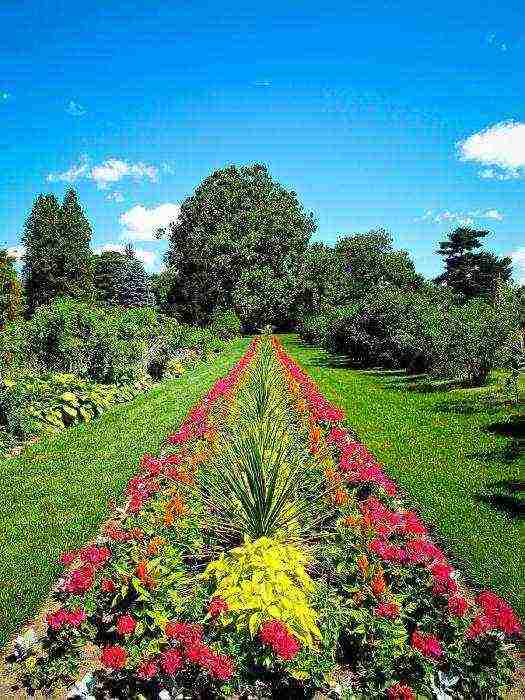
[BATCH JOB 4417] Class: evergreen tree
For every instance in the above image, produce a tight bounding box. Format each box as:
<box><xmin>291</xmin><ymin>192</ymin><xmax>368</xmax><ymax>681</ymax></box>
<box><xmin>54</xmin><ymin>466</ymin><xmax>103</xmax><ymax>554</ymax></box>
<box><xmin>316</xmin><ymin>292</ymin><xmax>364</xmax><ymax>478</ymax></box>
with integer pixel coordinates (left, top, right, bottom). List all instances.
<box><xmin>0</xmin><ymin>249</ymin><xmax>23</xmax><ymax>328</ymax></box>
<box><xmin>58</xmin><ymin>188</ymin><xmax>94</xmax><ymax>299</ymax></box>
<box><xmin>435</xmin><ymin>227</ymin><xmax>512</xmax><ymax>300</ymax></box>
<box><xmin>114</xmin><ymin>245</ymin><xmax>154</xmax><ymax>307</ymax></box>
<box><xmin>93</xmin><ymin>250</ymin><xmax>128</xmax><ymax>305</ymax></box>
<box><xmin>21</xmin><ymin>190</ymin><xmax>94</xmax><ymax>314</ymax></box>
<box><xmin>21</xmin><ymin>193</ymin><xmax>61</xmax><ymax>313</ymax></box>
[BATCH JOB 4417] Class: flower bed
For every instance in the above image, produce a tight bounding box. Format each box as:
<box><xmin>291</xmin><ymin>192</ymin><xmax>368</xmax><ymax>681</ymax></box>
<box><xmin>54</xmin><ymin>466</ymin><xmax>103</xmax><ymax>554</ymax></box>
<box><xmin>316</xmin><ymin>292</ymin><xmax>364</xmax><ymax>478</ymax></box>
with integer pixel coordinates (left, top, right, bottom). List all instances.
<box><xmin>7</xmin><ymin>334</ymin><xmax>521</xmax><ymax>699</ymax></box>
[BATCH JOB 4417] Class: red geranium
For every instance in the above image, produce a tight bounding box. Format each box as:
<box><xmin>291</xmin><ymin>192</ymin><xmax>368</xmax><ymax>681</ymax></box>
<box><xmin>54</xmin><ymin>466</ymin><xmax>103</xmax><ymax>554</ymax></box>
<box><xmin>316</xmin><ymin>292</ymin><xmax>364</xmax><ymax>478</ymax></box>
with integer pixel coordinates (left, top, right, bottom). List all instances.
<box><xmin>387</xmin><ymin>684</ymin><xmax>416</xmax><ymax>700</ymax></box>
<box><xmin>208</xmin><ymin>596</ymin><xmax>229</xmax><ymax>617</ymax></box>
<box><xmin>116</xmin><ymin>613</ymin><xmax>136</xmax><ymax>636</ymax></box>
<box><xmin>448</xmin><ymin>595</ymin><xmax>469</xmax><ymax>617</ymax></box>
<box><xmin>165</xmin><ymin>621</ymin><xmax>203</xmax><ymax>646</ymax></box>
<box><xmin>137</xmin><ymin>659</ymin><xmax>158</xmax><ymax>679</ymax></box>
<box><xmin>101</xmin><ymin>578</ymin><xmax>116</xmax><ymax>593</ymax></box>
<box><xmin>411</xmin><ymin>631</ymin><xmax>443</xmax><ymax>659</ymax></box>
<box><xmin>64</xmin><ymin>564</ymin><xmax>94</xmax><ymax>595</ymax></box>
<box><xmin>374</xmin><ymin>601</ymin><xmax>400</xmax><ymax>619</ymax></box>
<box><xmin>101</xmin><ymin>644</ymin><xmax>128</xmax><ymax>670</ymax></box>
<box><xmin>208</xmin><ymin>652</ymin><xmax>235</xmax><ymax>681</ymax></box>
<box><xmin>160</xmin><ymin>648</ymin><xmax>183</xmax><ymax>675</ymax></box>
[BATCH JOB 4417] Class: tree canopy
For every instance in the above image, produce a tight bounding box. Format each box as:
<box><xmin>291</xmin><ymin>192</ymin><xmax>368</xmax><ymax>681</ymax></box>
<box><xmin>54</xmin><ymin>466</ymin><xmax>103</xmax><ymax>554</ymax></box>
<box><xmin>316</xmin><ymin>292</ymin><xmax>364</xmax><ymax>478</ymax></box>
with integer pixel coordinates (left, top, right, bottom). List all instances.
<box><xmin>163</xmin><ymin>163</ymin><xmax>316</xmax><ymax>325</ymax></box>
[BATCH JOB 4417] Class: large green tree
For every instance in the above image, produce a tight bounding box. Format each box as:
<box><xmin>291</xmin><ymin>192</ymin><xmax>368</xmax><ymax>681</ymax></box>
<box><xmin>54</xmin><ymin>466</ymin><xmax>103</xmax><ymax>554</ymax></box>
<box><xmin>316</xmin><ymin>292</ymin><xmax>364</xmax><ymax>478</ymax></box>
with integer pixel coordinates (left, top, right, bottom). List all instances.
<box><xmin>162</xmin><ymin>163</ymin><xmax>315</xmax><ymax>325</ymax></box>
<box><xmin>333</xmin><ymin>229</ymin><xmax>424</xmax><ymax>303</ymax></box>
<box><xmin>21</xmin><ymin>193</ymin><xmax>61</xmax><ymax>313</ymax></box>
<box><xmin>0</xmin><ymin>249</ymin><xmax>23</xmax><ymax>328</ymax></box>
<box><xmin>58</xmin><ymin>188</ymin><xmax>94</xmax><ymax>299</ymax></box>
<box><xmin>435</xmin><ymin>227</ymin><xmax>512</xmax><ymax>300</ymax></box>
<box><xmin>22</xmin><ymin>189</ymin><xmax>93</xmax><ymax>314</ymax></box>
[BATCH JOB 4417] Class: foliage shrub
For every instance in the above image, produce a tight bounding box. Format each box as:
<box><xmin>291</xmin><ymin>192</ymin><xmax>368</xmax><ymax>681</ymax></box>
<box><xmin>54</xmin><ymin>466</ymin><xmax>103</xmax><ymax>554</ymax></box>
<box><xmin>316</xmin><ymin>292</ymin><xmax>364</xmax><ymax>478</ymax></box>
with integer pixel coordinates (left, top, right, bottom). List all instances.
<box><xmin>0</xmin><ymin>371</ymin><xmax>149</xmax><ymax>439</ymax></box>
<box><xmin>210</xmin><ymin>309</ymin><xmax>242</xmax><ymax>340</ymax></box>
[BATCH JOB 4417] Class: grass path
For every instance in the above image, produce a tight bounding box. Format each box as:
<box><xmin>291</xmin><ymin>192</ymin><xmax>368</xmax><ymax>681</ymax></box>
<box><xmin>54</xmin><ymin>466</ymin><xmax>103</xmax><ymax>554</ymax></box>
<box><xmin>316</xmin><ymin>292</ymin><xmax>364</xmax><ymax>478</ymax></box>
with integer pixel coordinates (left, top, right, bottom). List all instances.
<box><xmin>0</xmin><ymin>338</ymin><xmax>250</xmax><ymax>647</ymax></box>
<box><xmin>280</xmin><ymin>334</ymin><xmax>524</xmax><ymax>619</ymax></box>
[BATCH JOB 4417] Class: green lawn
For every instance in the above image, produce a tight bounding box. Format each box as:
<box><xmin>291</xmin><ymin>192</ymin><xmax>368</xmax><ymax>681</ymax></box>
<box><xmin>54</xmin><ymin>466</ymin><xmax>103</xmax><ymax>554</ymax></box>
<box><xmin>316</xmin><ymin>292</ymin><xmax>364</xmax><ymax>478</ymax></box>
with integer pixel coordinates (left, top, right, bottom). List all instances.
<box><xmin>0</xmin><ymin>338</ymin><xmax>250</xmax><ymax>647</ymax></box>
<box><xmin>280</xmin><ymin>334</ymin><xmax>524</xmax><ymax>620</ymax></box>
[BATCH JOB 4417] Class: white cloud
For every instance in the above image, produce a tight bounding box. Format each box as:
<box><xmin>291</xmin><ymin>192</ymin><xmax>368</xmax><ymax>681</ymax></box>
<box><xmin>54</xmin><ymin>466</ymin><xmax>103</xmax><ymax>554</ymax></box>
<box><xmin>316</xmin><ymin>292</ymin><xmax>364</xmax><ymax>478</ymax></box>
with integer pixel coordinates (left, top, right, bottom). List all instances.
<box><xmin>106</xmin><ymin>191</ymin><xmax>125</xmax><ymax>203</ymax></box>
<box><xmin>66</xmin><ymin>100</ymin><xmax>86</xmax><ymax>116</ymax></box>
<box><xmin>6</xmin><ymin>245</ymin><xmax>25</xmax><ymax>261</ymax></box>
<box><xmin>482</xmin><ymin>208</ymin><xmax>504</xmax><ymax>221</ymax></box>
<box><xmin>93</xmin><ymin>243</ymin><xmax>157</xmax><ymax>270</ymax></box>
<box><xmin>510</xmin><ymin>248</ymin><xmax>525</xmax><ymax>284</ymax></box>
<box><xmin>47</xmin><ymin>156</ymin><xmax>160</xmax><ymax>189</ymax></box>
<box><xmin>119</xmin><ymin>203</ymin><xmax>180</xmax><ymax>241</ymax></box>
<box><xmin>416</xmin><ymin>208</ymin><xmax>504</xmax><ymax>225</ymax></box>
<box><xmin>457</xmin><ymin>121</ymin><xmax>525</xmax><ymax>179</ymax></box>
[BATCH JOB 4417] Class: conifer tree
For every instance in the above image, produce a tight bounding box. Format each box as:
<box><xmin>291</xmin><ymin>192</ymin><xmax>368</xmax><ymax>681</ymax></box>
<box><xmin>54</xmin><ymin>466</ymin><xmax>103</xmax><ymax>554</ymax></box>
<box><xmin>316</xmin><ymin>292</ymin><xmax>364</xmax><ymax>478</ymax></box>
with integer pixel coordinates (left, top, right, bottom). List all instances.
<box><xmin>114</xmin><ymin>245</ymin><xmax>154</xmax><ymax>307</ymax></box>
<box><xmin>21</xmin><ymin>193</ymin><xmax>61</xmax><ymax>313</ymax></box>
<box><xmin>93</xmin><ymin>250</ymin><xmax>128</xmax><ymax>305</ymax></box>
<box><xmin>58</xmin><ymin>188</ymin><xmax>94</xmax><ymax>299</ymax></box>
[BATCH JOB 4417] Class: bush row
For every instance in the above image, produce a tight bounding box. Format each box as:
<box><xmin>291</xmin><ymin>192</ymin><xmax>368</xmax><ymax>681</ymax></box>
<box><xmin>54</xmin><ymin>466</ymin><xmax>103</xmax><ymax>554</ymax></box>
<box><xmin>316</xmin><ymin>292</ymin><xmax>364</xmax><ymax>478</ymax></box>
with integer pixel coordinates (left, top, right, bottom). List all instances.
<box><xmin>297</xmin><ymin>286</ymin><xmax>522</xmax><ymax>387</ymax></box>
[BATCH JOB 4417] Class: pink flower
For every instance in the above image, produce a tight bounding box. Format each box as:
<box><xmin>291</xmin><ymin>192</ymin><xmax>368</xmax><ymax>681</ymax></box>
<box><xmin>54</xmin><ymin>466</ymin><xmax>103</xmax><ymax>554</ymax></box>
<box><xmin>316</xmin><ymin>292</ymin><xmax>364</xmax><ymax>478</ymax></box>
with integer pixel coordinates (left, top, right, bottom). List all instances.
<box><xmin>411</xmin><ymin>631</ymin><xmax>443</xmax><ymax>659</ymax></box>
<box><xmin>447</xmin><ymin>595</ymin><xmax>469</xmax><ymax>617</ymax></box>
<box><xmin>160</xmin><ymin>648</ymin><xmax>184</xmax><ymax>675</ymax></box>
<box><xmin>208</xmin><ymin>596</ymin><xmax>229</xmax><ymax>617</ymax></box>
<box><xmin>116</xmin><ymin>613</ymin><xmax>136</xmax><ymax>636</ymax></box>
<box><xmin>476</xmin><ymin>591</ymin><xmax>523</xmax><ymax>636</ymax></box>
<box><xmin>374</xmin><ymin>602</ymin><xmax>400</xmax><ymax>619</ymax></box>
<box><xmin>46</xmin><ymin>608</ymin><xmax>69</xmax><ymax>631</ymax></box>
<box><xmin>101</xmin><ymin>644</ymin><xmax>128</xmax><ymax>669</ymax></box>
<box><xmin>387</xmin><ymin>684</ymin><xmax>416</xmax><ymax>700</ymax></box>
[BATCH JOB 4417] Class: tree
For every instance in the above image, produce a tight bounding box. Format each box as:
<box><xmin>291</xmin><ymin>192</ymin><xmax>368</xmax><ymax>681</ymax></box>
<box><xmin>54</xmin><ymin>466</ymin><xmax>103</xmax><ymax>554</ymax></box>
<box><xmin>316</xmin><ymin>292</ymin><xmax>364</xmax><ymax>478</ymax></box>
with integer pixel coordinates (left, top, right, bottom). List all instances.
<box><xmin>21</xmin><ymin>193</ymin><xmax>61</xmax><ymax>313</ymax></box>
<box><xmin>0</xmin><ymin>249</ymin><xmax>22</xmax><ymax>328</ymax></box>
<box><xmin>333</xmin><ymin>229</ymin><xmax>424</xmax><ymax>303</ymax></box>
<box><xmin>293</xmin><ymin>242</ymin><xmax>343</xmax><ymax>317</ymax></box>
<box><xmin>163</xmin><ymin>164</ymin><xmax>315</xmax><ymax>325</ymax></box>
<box><xmin>435</xmin><ymin>227</ymin><xmax>512</xmax><ymax>300</ymax></box>
<box><xmin>58</xmin><ymin>188</ymin><xmax>94</xmax><ymax>299</ymax></box>
<box><xmin>21</xmin><ymin>189</ymin><xmax>94</xmax><ymax>314</ymax></box>
<box><xmin>93</xmin><ymin>250</ymin><xmax>128</xmax><ymax>305</ymax></box>
<box><xmin>114</xmin><ymin>245</ymin><xmax>154</xmax><ymax>308</ymax></box>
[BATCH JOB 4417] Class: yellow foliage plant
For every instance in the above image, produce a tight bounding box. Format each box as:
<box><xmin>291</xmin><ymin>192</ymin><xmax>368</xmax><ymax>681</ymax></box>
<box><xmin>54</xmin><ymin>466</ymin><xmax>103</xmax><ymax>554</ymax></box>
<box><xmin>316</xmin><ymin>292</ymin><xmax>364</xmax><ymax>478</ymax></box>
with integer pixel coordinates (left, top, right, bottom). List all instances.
<box><xmin>201</xmin><ymin>536</ymin><xmax>321</xmax><ymax>647</ymax></box>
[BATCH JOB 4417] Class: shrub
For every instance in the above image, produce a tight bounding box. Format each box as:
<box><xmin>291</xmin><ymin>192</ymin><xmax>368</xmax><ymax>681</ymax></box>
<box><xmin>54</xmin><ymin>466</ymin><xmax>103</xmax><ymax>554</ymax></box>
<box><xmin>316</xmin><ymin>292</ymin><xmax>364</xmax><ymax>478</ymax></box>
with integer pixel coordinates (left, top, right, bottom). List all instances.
<box><xmin>210</xmin><ymin>309</ymin><xmax>241</xmax><ymax>340</ymax></box>
<box><xmin>431</xmin><ymin>294</ymin><xmax>520</xmax><ymax>386</ymax></box>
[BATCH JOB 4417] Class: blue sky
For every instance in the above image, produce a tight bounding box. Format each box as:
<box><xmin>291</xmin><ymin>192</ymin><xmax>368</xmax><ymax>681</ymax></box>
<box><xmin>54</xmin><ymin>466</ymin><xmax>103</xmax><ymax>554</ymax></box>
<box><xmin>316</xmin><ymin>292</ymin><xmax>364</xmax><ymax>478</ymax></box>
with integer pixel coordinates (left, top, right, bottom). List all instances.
<box><xmin>1</xmin><ymin>0</ymin><xmax>524</xmax><ymax>280</ymax></box>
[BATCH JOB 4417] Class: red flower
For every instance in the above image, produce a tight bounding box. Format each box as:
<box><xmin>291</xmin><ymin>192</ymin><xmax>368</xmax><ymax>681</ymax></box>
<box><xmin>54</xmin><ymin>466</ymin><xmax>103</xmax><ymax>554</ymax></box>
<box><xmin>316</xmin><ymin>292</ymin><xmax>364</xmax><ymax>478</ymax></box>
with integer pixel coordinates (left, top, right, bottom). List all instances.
<box><xmin>374</xmin><ymin>602</ymin><xmax>400</xmax><ymax>619</ymax></box>
<box><xmin>259</xmin><ymin>620</ymin><xmax>301</xmax><ymax>661</ymax></box>
<box><xmin>101</xmin><ymin>644</ymin><xmax>128</xmax><ymax>670</ymax></box>
<box><xmin>46</xmin><ymin>608</ymin><xmax>69</xmax><ymax>631</ymax></box>
<box><xmin>79</xmin><ymin>545</ymin><xmax>111</xmax><ymax>568</ymax></box>
<box><xmin>116</xmin><ymin>613</ymin><xmax>136</xmax><ymax>636</ymax></box>
<box><xmin>448</xmin><ymin>595</ymin><xmax>469</xmax><ymax>617</ymax></box>
<box><xmin>185</xmin><ymin>642</ymin><xmax>214</xmax><ymax>666</ymax></box>
<box><xmin>465</xmin><ymin>614</ymin><xmax>495</xmax><ymax>639</ymax></box>
<box><xmin>160</xmin><ymin>648</ymin><xmax>184</xmax><ymax>675</ymax></box>
<box><xmin>208</xmin><ymin>653</ymin><xmax>235</xmax><ymax>681</ymax></box>
<box><xmin>387</xmin><ymin>684</ymin><xmax>416</xmax><ymax>700</ymax></box>
<box><xmin>64</xmin><ymin>564</ymin><xmax>94</xmax><ymax>595</ymax></box>
<box><xmin>137</xmin><ymin>660</ymin><xmax>158</xmax><ymax>680</ymax></box>
<box><xmin>411</xmin><ymin>631</ymin><xmax>443</xmax><ymax>659</ymax></box>
<box><xmin>208</xmin><ymin>596</ymin><xmax>229</xmax><ymax>617</ymax></box>
<box><xmin>67</xmin><ymin>609</ymin><xmax>87</xmax><ymax>627</ymax></box>
<box><xmin>59</xmin><ymin>550</ymin><xmax>77</xmax><ymax>565</ymax></box>
<box><xmin>475</xmin><ymin>591</ymin><xmax>522</xmax><ymax>636</ymax></box>
<box><xmin>165</xmin><ymin>621</ymin><xmax>203</xmax><ymax>646</ymax></box>
<box><xmin>101</xmin><ymin>578</ymin><xmax>116</xmax><ymax>593</ymax></box>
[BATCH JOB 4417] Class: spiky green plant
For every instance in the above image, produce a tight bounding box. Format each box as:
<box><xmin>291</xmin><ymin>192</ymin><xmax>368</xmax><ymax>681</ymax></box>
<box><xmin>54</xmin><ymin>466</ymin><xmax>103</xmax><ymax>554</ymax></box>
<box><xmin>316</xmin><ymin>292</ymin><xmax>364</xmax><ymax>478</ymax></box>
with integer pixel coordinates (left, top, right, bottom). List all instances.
<box><xmin>196</xmin><ymin>336</ymin><xmax>335</xmax><ymax>544</ymax></box>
